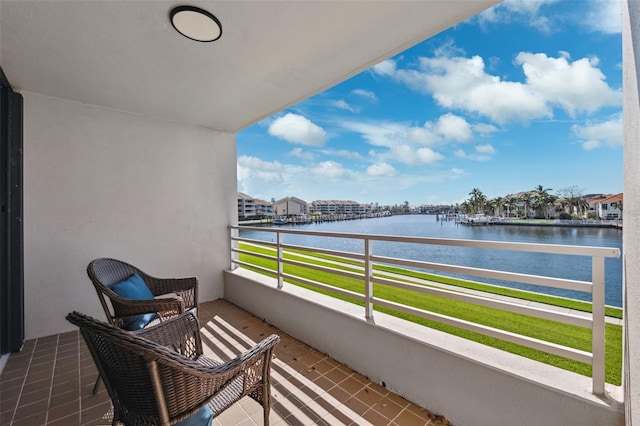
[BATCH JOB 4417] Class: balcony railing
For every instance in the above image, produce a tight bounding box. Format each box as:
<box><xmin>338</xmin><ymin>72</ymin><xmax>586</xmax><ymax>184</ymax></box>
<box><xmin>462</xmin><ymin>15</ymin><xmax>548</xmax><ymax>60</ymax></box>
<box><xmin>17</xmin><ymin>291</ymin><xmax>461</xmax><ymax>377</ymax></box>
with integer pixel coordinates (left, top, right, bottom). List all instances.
<box><xmin>229</xmin><ymin>225</ymin><xmax>620</xmax><ymax>395</ymax></box>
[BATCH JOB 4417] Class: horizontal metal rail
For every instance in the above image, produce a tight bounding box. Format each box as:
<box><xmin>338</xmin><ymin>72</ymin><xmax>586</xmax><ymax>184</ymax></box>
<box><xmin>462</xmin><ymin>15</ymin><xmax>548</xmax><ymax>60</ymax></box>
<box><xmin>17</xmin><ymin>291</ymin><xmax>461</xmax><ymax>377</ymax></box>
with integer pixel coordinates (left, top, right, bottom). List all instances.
<box><xmin>229</xmin><ymin>225</ymin><xmax>620</xmax><ymax>395</ymax></box>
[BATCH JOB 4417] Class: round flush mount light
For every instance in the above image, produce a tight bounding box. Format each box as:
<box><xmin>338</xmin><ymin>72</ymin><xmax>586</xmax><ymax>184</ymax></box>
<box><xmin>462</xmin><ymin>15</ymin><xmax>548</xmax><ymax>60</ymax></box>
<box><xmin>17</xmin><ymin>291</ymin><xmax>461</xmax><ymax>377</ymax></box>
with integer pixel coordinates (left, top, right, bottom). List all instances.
<box><xmin>170</xmin><ymin>6</ymin><xmax>222</xmax><ymax>42</ymax></box>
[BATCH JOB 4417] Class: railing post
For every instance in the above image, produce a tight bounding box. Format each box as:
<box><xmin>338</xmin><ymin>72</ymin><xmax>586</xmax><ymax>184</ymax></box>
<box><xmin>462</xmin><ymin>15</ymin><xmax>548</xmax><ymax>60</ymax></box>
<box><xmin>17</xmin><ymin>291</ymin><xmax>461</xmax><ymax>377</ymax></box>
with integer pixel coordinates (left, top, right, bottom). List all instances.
<box><xmin>230</xmin><ymin>226</ymin><xmax>239</xmax><ymax>270</ymax></box>
<box><xmin>364</xmin><ymin>238</ymin><xmax>373</xmax><ymax>320</ymax></box>
<box><xmin>591</xmin><ymin>256</ymin><xmax>605</xmax><ymax>395</ymax></box>
<box><xmin>277</xmin><ymin>232</ymin><xmax>283</xmax><ymax>289</ymax></box>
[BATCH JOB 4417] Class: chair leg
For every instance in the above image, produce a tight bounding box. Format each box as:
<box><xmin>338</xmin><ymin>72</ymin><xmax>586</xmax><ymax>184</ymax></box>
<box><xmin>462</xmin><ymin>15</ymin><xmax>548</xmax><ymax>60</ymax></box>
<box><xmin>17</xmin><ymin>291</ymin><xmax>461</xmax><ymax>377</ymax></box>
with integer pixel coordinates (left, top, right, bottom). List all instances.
<box><xmin>92</xmin><ymin>375</ymin><xmax>101</xmax><ymax>394</ymax></box>
<box><xmin>263</xmin><ymin>381</ymin><xmax>271</xmax><ymax>426</ymax></box>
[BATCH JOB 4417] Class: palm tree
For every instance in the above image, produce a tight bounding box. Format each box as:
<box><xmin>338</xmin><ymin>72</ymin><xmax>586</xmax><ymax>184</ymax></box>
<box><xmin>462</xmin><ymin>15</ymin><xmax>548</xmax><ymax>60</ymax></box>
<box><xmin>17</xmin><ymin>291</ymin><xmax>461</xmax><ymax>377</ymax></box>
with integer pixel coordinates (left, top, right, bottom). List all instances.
<box><xmin>491</xmin><ymin>197</ymin><xmax>503</xmax><ymax>217</ymax></box>
<box><xmin>545</xmin><ymin>194</ymin><xmax>558</xmax><ymax>219</ymax></box>
<box><xmin>519</xmin><ymin>192</ymin><xmax>532</xmax><ymax>218</ymax></box>
<box><xmin>505</xmin><ymin>196</ymin><xmax>517</xmax><ymax>218</ymax></box>
<box><xmin>468</xmin><ymin>188</ymin><xmax>485</xmax><ymax>214</ymax></box>
<box><xmin>532</xmin><ymin>185</ymin><xmax>552</xmax><ymax>218</ymax></box>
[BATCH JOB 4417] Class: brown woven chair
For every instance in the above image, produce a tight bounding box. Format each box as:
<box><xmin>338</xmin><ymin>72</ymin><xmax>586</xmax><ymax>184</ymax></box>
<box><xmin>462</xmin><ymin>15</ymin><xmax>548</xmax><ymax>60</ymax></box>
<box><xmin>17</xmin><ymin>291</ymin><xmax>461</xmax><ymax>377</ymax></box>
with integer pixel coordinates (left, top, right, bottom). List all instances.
<box><xmin>67</xmin><ymin>311</ymin><xmax>280</xmax><ymax>426</ymax></box>
<box><xmin>88</xmin><ymin>257</ymin><xmax>199</xmax><ymax>393</ymax></box>
<box><xmin>88</xmin><ymin>258</ymin><xmax>199</xmax><ymax>328</ymax></box>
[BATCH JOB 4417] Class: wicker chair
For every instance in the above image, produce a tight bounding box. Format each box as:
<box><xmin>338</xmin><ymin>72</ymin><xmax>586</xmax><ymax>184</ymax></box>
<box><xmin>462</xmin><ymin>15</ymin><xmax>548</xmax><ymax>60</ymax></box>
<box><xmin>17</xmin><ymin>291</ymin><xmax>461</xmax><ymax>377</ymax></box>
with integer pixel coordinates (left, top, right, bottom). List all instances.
<box><xmin>88</xmin><ymin>258</ymin><xmax>199</xmax><ymax>393</ymax></box>
<box><xmin>67</xmin><ymin>311</ymin><xmax>280</xmax><ymax>426</ymax></box>
<box><xmin>88</xmin><ymin>258</ymin><xmax>199</xmax><ymax>328</ymax></box>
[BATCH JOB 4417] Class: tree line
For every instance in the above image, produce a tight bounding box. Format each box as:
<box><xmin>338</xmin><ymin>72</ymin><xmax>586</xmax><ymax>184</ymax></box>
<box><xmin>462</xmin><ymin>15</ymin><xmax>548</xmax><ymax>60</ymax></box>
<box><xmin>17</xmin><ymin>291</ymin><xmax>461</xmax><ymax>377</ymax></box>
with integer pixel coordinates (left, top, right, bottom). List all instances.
<box><xmin>458</xmin><ymin>185</ymin><xmax>622</xmax><ymax>220</ymax></box>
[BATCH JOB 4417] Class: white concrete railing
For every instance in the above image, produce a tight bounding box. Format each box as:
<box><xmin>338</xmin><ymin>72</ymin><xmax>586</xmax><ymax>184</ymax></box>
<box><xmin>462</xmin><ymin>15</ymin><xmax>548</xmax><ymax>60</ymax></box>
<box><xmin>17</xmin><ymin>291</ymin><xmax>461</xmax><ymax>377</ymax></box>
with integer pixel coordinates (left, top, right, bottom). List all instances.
<box><xmin>229</xmin><ymin>225</ymin><xmax>620</xmax><ymax>395</ymax></box>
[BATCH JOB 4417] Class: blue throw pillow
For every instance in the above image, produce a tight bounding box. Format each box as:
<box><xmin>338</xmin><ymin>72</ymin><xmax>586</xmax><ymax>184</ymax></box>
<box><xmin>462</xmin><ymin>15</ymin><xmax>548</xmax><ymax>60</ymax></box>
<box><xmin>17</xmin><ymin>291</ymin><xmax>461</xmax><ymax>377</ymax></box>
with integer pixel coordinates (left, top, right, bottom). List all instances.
<box><xmin>175</xmin><ymin>406</ymin><xmax>212</xmax><ymax>426</ymax></box>
<box><xmin>107</xmin><ymin>273</ymin><xmax>156</xmax><ymax>331</ymax></box>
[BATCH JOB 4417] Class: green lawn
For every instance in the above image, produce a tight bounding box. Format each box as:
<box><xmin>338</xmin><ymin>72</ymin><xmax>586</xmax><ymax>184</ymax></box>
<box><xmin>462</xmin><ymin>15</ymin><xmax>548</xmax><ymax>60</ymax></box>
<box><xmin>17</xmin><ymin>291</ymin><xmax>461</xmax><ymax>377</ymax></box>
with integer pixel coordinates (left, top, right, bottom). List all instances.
<box><xmin>237</xmin><ymin>242</ymin><xmax>622</xmax><ymax>385</ymax></box>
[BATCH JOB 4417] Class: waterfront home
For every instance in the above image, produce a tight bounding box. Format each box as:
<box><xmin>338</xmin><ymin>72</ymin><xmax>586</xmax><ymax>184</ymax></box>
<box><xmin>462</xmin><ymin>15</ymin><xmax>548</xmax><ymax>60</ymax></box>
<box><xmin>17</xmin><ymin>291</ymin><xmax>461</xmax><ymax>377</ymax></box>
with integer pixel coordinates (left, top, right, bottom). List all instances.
<box><xmin>311</xmin><ymin>199</ymin><xmax>372</xmax><ymax>216</ymax></box>
<box><xmin>1</xmin><ymin>1</ymin><xmax>639</xmax><ymax>426</ymax></box>
<box><xmin>238</xmin><ymin>192</ymin><xmax>274</xmax><ymax>221</ymax></box>
<box><xmin>237</xmin><ymin>192</ymin><xmax>257</xmax><ymax>221</ymax></box>
<box><xmin>273</xmin><ymin>196</ymin><xmax>309</xmax><ymax>217</ymax></box>
<box><xmin>596</xmin><ymin>193</ymin><xmax>624</xmax><ymax>220</ymax></box>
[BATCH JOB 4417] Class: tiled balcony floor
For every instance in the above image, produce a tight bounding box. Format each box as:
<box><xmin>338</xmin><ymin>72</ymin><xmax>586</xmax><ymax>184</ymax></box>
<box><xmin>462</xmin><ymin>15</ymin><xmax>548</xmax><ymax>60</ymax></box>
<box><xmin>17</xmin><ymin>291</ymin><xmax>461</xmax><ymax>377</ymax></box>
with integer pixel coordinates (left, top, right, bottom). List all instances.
<box><xmin>0</xmin><ymin>299</ymin><xmax>450</xmax><ymax>425</ymax></box>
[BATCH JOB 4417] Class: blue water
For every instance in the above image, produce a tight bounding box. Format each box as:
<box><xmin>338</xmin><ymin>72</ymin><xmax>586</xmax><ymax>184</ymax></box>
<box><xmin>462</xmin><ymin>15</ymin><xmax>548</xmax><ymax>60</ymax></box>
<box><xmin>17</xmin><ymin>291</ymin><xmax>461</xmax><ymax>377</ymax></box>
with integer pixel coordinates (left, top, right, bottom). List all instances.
<box><xmin>239</xmin><ymin>215</ymin><xmax>623</xmax><ymax>307</ymax></box>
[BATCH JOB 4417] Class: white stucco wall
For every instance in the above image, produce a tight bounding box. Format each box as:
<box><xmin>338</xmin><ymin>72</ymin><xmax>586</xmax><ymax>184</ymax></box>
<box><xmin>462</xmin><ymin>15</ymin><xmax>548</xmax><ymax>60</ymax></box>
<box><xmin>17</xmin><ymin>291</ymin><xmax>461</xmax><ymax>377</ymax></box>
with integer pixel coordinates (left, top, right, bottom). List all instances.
<box><xmin>23</xmin><ymin>92</ymin><xmax>236</xmax><ymax>339</ymax></box>
<box><xmin>623</xmin><ymin>2</ymin><xmax>640</xmax><ymax>424</ymax></box>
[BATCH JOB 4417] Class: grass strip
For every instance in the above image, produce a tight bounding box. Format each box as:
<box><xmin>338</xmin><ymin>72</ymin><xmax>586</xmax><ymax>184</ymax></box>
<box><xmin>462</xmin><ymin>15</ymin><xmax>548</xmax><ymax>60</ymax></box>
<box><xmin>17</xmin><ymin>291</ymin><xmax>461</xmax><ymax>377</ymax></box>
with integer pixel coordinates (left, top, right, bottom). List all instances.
<box><xmin>238</xmin><ymin>242</ymin><xmax>622</xmax><ymax>385</ymax></box>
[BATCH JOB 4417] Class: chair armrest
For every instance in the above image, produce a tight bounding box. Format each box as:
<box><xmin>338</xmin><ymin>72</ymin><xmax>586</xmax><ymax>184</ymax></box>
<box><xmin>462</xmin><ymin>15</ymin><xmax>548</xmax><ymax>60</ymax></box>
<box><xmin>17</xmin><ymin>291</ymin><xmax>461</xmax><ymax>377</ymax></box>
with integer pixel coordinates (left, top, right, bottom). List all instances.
<box><xmin>144</xmin><ymin>276</ymin><xmax>199</xmax><ymax>309</ymax></box>
<box><xmin>148</xmin><ymin>334</ymin><xmax>280</xmax><ymax>421</ymax></box>
<box><xmin>110</xmin><ymin>295</ymin><xmax>185</xmax><ymax>320</ymax></box>
<box><xmin>134</xmin><ymin>311</ymin><xmax>202</xmax><ymax>359</ymax></box>
<box><xmin>179</xmin><ymin>334</ymin><xmax>280</xmax><ymax>386</ymax></box>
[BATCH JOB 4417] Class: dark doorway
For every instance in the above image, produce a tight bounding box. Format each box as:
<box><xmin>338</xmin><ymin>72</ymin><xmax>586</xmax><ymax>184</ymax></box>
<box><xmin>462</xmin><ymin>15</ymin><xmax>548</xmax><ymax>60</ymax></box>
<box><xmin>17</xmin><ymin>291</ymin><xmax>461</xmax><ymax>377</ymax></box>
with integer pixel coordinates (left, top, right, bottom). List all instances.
<box><xmin>0</xmin><ymin>67</ymin><xmax>24</xmax><ymax>354</ymax></box>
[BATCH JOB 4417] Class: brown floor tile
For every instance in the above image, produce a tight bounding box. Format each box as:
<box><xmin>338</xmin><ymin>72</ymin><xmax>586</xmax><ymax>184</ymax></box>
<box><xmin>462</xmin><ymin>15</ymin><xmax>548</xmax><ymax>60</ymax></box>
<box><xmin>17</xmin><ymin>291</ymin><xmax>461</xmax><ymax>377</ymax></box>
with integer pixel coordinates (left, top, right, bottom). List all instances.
<box><xmin>394</xmin><ymin>407</ymin><xmax>429</xmax><ymax>426</ymax></box>
<box><xmin>0</xmin><ymin>299</ymin><xmax>441</xmax><ymax>426</ymax></box>
<box><xmin>46</xmin><ymin>399</ymin><xmax>80</xmax><ymax>422</ymax></box>
<box><xmin>47</xmin><ymin>412</ymin><xmax>81</xmax><ymax>426</ymax></box>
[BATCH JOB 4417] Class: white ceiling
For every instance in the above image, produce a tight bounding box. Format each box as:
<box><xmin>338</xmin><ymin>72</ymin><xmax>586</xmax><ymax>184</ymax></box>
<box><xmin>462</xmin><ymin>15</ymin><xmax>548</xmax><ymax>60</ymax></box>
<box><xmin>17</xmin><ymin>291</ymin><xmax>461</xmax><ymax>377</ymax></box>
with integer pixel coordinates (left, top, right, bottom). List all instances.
<box><xmin>0</xmin><ymin>1</ymin><xmax>499</xmax><ymax>132</ymax></box>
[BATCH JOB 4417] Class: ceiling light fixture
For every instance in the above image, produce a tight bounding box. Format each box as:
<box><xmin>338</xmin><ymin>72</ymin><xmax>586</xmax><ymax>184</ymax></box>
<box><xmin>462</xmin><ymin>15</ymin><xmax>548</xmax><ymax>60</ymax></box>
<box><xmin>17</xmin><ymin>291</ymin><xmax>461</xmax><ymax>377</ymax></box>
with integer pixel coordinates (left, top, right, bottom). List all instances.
<box><xmin>170</xmin><ymin>6</ymin><xmax>222</xmax><ymax>42</ymax></box>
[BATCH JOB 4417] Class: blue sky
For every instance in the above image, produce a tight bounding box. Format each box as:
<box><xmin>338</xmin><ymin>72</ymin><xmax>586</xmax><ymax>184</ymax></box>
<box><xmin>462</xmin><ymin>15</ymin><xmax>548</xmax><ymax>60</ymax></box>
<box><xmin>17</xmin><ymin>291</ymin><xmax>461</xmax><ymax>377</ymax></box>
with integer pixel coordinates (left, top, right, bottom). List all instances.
<box><xmin>237</xmin><ymin>0</ymin><xmax>622</xmax><ymax>207</ymax></box>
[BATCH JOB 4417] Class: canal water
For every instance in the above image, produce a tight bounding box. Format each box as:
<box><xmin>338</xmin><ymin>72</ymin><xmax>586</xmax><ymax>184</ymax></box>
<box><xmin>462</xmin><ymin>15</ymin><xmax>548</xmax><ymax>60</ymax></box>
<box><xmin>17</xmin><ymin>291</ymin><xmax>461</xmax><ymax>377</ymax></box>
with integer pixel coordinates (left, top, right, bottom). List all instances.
<box><xmin>239</xmin><ymin>215</ymin><xmax>623</xmax><ymax>307</ymax></box>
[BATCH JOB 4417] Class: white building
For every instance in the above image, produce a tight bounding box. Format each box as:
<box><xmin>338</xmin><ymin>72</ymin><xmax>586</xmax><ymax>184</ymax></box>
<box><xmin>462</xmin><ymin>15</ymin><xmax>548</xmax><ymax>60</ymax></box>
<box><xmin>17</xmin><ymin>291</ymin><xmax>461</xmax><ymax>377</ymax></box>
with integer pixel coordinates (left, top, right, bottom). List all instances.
<box><xmin>274</xmin><ymin>196</ymin><xmax>308</xmax><ymax>217</ymax></box>
<box><xmin>237</xmin><ymin>192</ymin><xmax>256</xmax><ymax>220</ymax></box>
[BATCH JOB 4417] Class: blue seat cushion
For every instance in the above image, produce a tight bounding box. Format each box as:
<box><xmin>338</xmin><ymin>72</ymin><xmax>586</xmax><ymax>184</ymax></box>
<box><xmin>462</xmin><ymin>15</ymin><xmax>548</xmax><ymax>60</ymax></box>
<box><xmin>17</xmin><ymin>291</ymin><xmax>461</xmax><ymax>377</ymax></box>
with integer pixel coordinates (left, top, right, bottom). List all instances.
<box><xmin>107</xmin><ymin>273</ymin><xmax>156</xmax><ymax>331</ymax></box>
<box><xmin>175</xmin><ymin>406</ymin><xmax>213</xmax><ymax>426</ymax></box>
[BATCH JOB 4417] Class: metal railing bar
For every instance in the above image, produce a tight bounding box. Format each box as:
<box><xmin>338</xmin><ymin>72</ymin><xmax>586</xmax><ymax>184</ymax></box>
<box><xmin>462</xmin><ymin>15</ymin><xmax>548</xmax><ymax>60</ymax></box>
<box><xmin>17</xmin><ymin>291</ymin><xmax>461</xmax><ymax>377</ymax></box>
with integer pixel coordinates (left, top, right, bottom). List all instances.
<box><xmin>370</xmin><ymin>255</ymin><xmax>593</xmax><ymax>293</ymax></box>
<box><xmin>372</xmin><ymin>297</ymin><xmax>593</xmax><ymax>364</ymax></box>
<box><xmin>231</xmin><ymin>248</ymin><xmax>277</xmax><ymax>263</ymax></box>
<box><xmin>281</xmin><ymin>258</ymin><xmax>364</xmax><ymax>281</ymax></box>
<box><xmin>233</xmin><ymin>260</ymin><xmax>276</xmax><ymax>276</ymax></box>
<box><xmin>231</xmin><ymin>236</ymin><xmax>278</xmax><ymax>249</ymax></box>
<box><xmin>232</xmin><ymin>226</ymin><xmax>620</xmax><ymax>258</ymax></box>
<box><xmin>281</xmin><ymin>273</ymin><xmax>366</xmax><ymax>302</ymax></box>
<box><xmin>280</xmin><ymin>243</ymin><xmax>365</xmax><ymax>261</ymax></box>
<box><xmin>372</xmin><ymin>276</ymin><xmax>592</xmax><ymax>328</ymax></box>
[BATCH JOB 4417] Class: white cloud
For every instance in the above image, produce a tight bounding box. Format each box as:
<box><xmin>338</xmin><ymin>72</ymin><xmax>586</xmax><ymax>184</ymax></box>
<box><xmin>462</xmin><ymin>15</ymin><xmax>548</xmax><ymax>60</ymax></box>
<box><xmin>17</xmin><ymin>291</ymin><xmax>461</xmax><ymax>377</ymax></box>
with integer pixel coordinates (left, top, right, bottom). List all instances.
<box><xmin>343</xmin><ymin>113</ymin><xmax>482</xmax><ymax>150</ymax></box>
<box><xmin>372</xmin><ymin>60</ymin><xmax>396</xmax><ymax>77</ymax></box>
<box><xmin>288</xmin><ymin>147</ymin><xmax>314</xmax><ymax>161</ymax></box>
<box><xmin>434</xmin><ymin>113</ymin><xmax>472</xmax><ymax>142</ymax></box>
<box><xmin>237</xmin><ymin>156</ymin><xmax>285</xmax><ymax>188</ymax></box>
<box><xmin>412</xmin><ymin>55</ymin><xmax>549</xmax><ymax>123</ymax></box>
<box><xmin>572</xmin><ymin>115</ymin><xmax>622</xmax><ymax>150</ymax></box>
<box><xmin>320</xmin><ymin>149</ymin><xmax>365</xmax><ymax>160</ymax></box>
<box><xmin>332</xmin><ymin>99</ymin><xmax>359</xmax><ymax>113</ymax></box>
<box><xmin>583</xmin><ymin>0</ymin><xmax>621</xmax><ymax>34</ymax></box>
<box><xmin>478</xmin><ymin>0</ymin><xmax>620</xmax><ymax>35</ymax></box>
<box><xmin>374</xmin><ymin>51</ymin><xmax>620</xmax><ymax>124</ymax></box>
<box><xmin>310</xmin><ymin>161</ymin><xmax>349</xmax><ymax>179</ymax></box>
<box><xmin>454</xmin><ymin>149</ymin><xmax>466</xmax><ymax>158</ymax></box>
<box><xmin>477</xmin><ymin>0</ymin><xmax>559</xmax><ymax>33</ymax></box>
<box><xmin>268</xmin><ymin>113</ymin><xmax>327</xmax><ymax>147</ymax></box>
<box><xmin>416</xmin><ymin>147</ymin><xmax>444</xmax><ymax>164</ymax></box>
<box><xmin>475</xmin><ymin>144</ymin><xmax>496</xmax><ymax>154</ymax></box>
<box><xmin>352</xmin><ymin>89</ymin><xmax>378</xmax><ymax>101</ymax></box>
<box><xmin>367</xmin><ymin>162</ymin><xmax>397</xmax><ymax>177</ymax></box>
<box><xmin>472</xmin><ymin>123</ymin><xmax>499</xmax><ymax>134</ymax></box>
<box><xmin>390</xmin><ymin>145</ymin><xmax>443</xmax><ymax>165</ymax></box>
<box><xmin>342</xmin><ymin>120</ymin><xmax>412</xmax><ymax>148</ymax></box>
<box><xmin>515</xmin><ymin>52</ymin><xmax>620</xmax><ymax>117</ymax></box>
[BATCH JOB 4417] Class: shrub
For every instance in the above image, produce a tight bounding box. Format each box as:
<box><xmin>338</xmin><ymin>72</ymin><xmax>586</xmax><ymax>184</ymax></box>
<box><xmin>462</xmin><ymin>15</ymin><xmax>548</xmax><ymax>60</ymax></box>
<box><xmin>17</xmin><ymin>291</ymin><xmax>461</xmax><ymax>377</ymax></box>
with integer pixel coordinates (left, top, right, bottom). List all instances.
<box><xmin>559</xmin><ymin>212</ymin><xmax>572</xmax><ymax>220</ymax></box>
